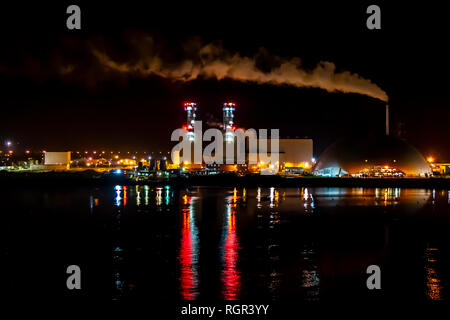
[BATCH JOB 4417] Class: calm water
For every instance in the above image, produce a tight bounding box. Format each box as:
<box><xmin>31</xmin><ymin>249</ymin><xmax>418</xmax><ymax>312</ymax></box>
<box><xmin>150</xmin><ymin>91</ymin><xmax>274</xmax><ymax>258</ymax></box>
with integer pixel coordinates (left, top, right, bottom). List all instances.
<box><xmin>3</xmin><ymin>186</ymin><xmax>450</xmax><ymax>302</ymax></box>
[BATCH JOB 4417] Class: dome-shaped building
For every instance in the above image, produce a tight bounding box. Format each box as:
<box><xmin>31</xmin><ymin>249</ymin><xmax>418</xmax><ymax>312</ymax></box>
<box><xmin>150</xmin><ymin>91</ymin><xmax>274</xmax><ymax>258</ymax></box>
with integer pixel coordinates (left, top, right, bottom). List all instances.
<box><xmin>314</xmin><ymin>135</ymin><xmax>432</xmax><ymax>177</ymax></box>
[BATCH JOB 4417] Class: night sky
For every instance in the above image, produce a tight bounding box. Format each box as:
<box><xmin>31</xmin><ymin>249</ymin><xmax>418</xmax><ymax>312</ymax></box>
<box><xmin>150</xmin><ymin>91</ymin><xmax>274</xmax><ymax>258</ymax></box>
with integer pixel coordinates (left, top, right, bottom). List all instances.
<box><xmin>1</xmin><ymin>2</ymin><xmax>449</xmax><ymax>160</ymax></box>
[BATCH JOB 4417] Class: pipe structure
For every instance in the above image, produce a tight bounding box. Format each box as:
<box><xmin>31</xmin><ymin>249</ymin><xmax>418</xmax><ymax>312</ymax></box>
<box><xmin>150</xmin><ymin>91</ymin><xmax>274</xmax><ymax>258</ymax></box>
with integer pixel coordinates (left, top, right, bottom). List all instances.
<box><xmin>385</xmin><ymin>104</ymin><xmax>389</xmax><ymax>136</ymax></box>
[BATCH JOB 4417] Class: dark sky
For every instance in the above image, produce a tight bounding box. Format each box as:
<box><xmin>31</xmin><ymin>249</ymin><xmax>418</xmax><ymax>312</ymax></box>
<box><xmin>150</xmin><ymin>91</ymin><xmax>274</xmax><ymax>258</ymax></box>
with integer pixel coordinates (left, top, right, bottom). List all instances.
<box><xmin>1</xmin><ymin>1</ymin><xmax>449</xmax><ymax>160</ymax></box>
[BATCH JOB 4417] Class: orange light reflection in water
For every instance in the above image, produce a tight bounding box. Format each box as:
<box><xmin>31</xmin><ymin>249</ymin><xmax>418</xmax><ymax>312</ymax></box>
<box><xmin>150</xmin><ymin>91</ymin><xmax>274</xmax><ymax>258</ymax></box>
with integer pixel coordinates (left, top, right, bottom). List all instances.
<box><xmin>425</xmin><ymin>247</ymin><xmax>443</xmax><ymax>301</ymax></box>
<box><xmin>123</xmin><ymin>186</ymin><xmax>127</xmax><ymax>207</ymax></box>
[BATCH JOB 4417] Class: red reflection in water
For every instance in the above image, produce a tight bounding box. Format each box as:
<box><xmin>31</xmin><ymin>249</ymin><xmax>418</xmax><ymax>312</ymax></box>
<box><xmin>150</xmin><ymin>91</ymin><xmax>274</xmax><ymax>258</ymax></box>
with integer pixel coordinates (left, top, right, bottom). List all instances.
<box><xmin>178</xmin><ymin>195</ymin><xmax>199</xmax><ymax>300</ymax></box>
<box><xmin>123</xmin><ymin>186</ymin><xmax>127</xmax><ymax>206</ymax></box>
<box><xmin>222</xmin><ymin>195</ymin><xmax>241</xmax><ymax>300</ymax></box>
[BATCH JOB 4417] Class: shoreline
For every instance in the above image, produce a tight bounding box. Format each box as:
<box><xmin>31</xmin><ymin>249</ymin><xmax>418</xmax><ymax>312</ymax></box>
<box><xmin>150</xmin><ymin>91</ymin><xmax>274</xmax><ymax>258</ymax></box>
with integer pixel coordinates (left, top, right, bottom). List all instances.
<box><xmin>1</xmin><ymin>171</ymin><xmax>450</xmax><ymax>189</ymax></box>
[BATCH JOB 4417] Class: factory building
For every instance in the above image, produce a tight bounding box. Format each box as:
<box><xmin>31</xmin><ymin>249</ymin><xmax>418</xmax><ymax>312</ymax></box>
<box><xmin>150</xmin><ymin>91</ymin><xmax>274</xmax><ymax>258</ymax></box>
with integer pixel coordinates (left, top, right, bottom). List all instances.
<box><xmin>314</xmin><ymin>135</ymin><xmax>431</xmax><ymax>177</ymax></box>
<box><xmin>314</xmin><ymin>104</ymin><xmax>432</xmax><ymax>177</ymax></box>
<box><xmin>175</xmin><ymin>101</ymin><xmax>313</xmax><ymax>175</ymax></box>
<box><xmin>43</xmin><ymin>151</ymin><xmax>71</xmax><ymax>170</ymax></box>
<box><xmin>430</xmin><ymin>162</ymin><xmax>450</xmax><ymax>176</ymax></box>
<box><xmin>246</xmin><ymin>138</ymin><xmax>313</xmax><ymax>174</ymax></box>
<box><xmin>279</xmin><ymin>139</ymin><xmax>313</xmax><ymax>170</ymax></box>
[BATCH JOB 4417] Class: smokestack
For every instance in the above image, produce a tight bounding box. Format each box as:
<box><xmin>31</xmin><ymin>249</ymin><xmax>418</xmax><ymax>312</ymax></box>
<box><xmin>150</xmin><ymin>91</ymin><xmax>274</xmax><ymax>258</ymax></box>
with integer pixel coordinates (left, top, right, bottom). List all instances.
<box><xmin>223</xmin><ymin>102</ymin><xmax>236</xmax><ymax>143</ymax></box>
<box><xmin>223</xmin><ymin>102</ymin><xmax>236</xmax><ymax>130</ymax></box>
<box><xmin>184</xmin><ymin>102</ymin><xmax>197</xmax><ymax>142</ymax></box>
<box><xmin>385</xmin><ymin>104</ymin><xmax>389</xmax><ymax>136</ymax></box>
<box><xmin>184</xmin><ymin>102</ymin><xmax>197</xmax><ymax>129</ymax></box>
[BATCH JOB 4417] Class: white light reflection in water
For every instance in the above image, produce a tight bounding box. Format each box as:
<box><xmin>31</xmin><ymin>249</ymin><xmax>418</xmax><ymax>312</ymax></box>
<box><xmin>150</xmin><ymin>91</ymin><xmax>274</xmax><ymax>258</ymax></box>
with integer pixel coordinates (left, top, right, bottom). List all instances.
<box><xmin>115</xmin><ymin>185</ymin><xmax>122</xmax><ymax>207</ymax></box>
<box><xmin>301</xmin><ymin>187</ymin><xmax>315</xmax><ymax>214</ymax></box>
<box><xmin>112</xmin><ymin>246</ymin><xmax>124</xmax><ymax>300</ymax></box>
<box><xmin>156</xmin><ymin>187</ymin><xmax>163</xmax><ymax>207</ymax></box>
<box><xmin>136</xmin><ymin>185</ymin><xmax>141</xmax><ymax>206</ymax></box>
<box><xmin>269</xmin><ymin>187</ymin><xmax>275</xmax><ymax>208</ymax></box>
<box><xmin>300</xmin><ymin>246</ymin><xmax>320</xmax><ymax>301</ymax></box>
<box><xmin>374</xmin><ymin>188</ymin><xmax>401</xmax><ymax>206</ymax></box>
<box><xmin>257</xmin><ymin>187</ymin><xmax>261</xmax><ymax>208</ymax></box>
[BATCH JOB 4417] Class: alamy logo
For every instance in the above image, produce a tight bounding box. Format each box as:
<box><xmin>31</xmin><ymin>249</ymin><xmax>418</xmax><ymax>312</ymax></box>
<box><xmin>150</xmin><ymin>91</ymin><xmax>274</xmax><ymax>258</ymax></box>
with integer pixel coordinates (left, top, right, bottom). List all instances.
<box><xmin>366</xmin><ymin>5</ymin><xmax>381</xmax><ymax>30</ymax></box>
<box><xmin>66</xmin><ymin>5</ymin><xmax>81</xmax><ymax>30</ymax></box>
<box><xmin>366</xmin><ymin>265</ymin><xmax>381</xmax><ymax>289</ymax></box>
<box><xmin>66</xmin><ymin>265</ymin><xmax>81</xmax><ymax>290</ymax></box>
<box><xmin>171</xmin><ymin>121</ymin><xmax>280</xmax><ymax>175</ymax></box>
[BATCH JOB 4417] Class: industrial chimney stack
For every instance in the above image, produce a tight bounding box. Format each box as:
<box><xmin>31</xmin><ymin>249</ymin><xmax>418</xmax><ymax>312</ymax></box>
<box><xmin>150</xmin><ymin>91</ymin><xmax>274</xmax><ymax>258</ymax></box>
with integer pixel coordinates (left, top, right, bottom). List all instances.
<box><xmin>223</xmin><ymin>102</ymin><xmax>236</xmax><ymax>143</ymax></box>
<box><xmin>223</xmin><ymin>102</ymin><xmax>236</xmax><ymax>130</ymax></box>
<box><xmin>184</xmin><ymin>102</ymin><xmax>197</xmax><ymax>130</ymax></box>
<box><xmin>385</xmin><ymin>104</ymin><xmax>389</xmax><ymax>136</ymax></box>
<box><xmin>184</xmin><ymin>102</ymin><xmax>197</xmax><ymax>142</ymax></box>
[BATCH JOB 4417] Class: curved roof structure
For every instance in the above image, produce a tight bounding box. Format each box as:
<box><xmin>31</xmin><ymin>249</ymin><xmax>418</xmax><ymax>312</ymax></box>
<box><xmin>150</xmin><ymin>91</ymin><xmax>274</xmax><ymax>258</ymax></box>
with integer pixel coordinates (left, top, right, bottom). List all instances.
<box><xmin>315</xmin><ymin>135</ymin><xmax>432</xmax><ymax>177</ymax></box>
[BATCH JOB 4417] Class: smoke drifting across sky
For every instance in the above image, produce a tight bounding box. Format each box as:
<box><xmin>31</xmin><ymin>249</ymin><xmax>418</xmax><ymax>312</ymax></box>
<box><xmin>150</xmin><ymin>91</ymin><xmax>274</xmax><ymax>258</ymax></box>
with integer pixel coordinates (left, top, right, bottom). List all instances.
<box><xmin>92</xmin><ymin>36</ymin><xmax>388</xmax><ymax>102</ymax></box>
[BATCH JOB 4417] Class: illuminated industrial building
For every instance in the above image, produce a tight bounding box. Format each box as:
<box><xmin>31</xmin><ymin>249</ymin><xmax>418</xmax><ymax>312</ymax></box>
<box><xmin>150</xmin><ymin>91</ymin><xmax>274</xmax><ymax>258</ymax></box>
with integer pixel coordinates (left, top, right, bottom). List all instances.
<box><xmin>314</xmin><ymin>104</ymin><xmax>432</xmax><ymax>177</ymax></box>
<box><xmin>358</xmin><ymin>166</ymin><xmax>405</xmax><ymax>178</ymax></box>
<box><xmin>429</xmin><ymin>161</ymin><xmax>450</xmax><ymax>176</ymax></box>
<box><xmin>279</xmin><ymin>139</ymin><xmax>313</xmax><ymax>173</ymax></box>
<box><xmin>43</xmin><ymin>151</ymin><xmax>71</xmax><ymax>170</ymax></box>
<box><xmin>246</xmin><ymin>138</ymin><xmax>313</xmax><ymax>175</ymax></box>
<box><xmin>176</xmin><ymin>101</ymin><xmax>314</xmax><ymax>175</ymax></box>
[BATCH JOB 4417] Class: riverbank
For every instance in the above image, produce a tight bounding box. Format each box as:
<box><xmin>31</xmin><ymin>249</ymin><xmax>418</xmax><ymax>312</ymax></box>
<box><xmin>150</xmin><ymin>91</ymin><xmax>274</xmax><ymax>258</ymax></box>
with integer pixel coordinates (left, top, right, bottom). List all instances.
<box><xmin>1</xmin><ymin>170</ymin><xmax>450</xmax><ymax>189</ymax></box>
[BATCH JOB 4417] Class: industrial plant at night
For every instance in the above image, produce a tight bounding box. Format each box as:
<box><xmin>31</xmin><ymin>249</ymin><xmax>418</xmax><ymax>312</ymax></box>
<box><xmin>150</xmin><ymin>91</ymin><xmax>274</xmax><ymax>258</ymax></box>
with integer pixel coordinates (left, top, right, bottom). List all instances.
<box><xmin>0</xmin><ymin>101</ymin><xmax>442</xmax><ymax>179</ymax></box>
<box><xmin>3</xmin><ymin>2</ymin><xmax>450</xmax><ymax>310</ymax></box>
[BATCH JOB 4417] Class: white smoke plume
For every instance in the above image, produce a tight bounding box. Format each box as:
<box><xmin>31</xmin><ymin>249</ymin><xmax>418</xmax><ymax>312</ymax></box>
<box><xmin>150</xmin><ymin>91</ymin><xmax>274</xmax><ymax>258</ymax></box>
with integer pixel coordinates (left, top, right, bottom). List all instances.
<box><xmin>92</xmin><ymin>39</ymin><xmax>388</xmax><ymax>102</ymax></box>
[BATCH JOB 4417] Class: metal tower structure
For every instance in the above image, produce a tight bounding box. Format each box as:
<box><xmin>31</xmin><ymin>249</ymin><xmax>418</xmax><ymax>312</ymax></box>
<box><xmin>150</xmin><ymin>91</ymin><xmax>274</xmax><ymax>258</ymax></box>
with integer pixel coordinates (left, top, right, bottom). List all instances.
<box><xmin>223</xmin><ymin>102</ymin><xmax>236</xmax><ymax>143</ymax></box>
<box><xmin>184</xmin><ymin>102</ymin><xmax>197</xmax><ymax>141</ymax></box>
<box><xmin>222</xmin><ymin>102</ymin><xmax>236</xmax><ymax>130</ymax></box>
<box><xmin>184</xmin><ymin>102</ymin><xmax>197</xmax><ymax>130</ymax></box>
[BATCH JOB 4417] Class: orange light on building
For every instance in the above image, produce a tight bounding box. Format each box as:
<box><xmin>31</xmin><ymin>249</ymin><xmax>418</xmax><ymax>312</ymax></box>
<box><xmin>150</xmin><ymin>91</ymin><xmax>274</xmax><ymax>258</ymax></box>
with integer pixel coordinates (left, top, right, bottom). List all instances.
<box><xmin>427</xmin><ymin>157</ymin><xmax>434</xmax><ymax>163</ymax></box>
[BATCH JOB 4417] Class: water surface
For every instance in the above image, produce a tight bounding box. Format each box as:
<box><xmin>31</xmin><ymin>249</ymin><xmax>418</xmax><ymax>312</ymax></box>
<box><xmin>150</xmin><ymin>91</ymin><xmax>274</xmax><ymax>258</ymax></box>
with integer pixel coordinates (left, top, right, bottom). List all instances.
<box><xmin>3</xmin><ymin>186</ymin><xmax>450</xmax><ymax>302</ymax></box>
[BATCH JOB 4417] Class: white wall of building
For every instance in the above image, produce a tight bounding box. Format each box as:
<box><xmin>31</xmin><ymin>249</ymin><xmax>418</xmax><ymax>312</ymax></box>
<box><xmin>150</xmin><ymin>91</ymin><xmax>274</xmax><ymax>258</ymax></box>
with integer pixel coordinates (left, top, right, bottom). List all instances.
<box><xmin>279</xmin><ymin>139</ymin><xmax>313</xmax><ymax>166</ymax></box>
<box><xmin>44</xmin><ymin>152</ymin><xmax>71</xmax><ymax>166</ymax></box>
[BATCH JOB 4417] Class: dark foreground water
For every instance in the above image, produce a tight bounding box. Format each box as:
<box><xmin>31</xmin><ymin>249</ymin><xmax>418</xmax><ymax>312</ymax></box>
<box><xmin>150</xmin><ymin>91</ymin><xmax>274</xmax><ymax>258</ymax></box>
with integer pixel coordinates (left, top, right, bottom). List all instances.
<box><xmin>2</xmin><ymin>186</ymin><xmax>450</xmax><ymax>303</ymax></box>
